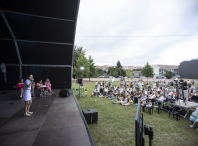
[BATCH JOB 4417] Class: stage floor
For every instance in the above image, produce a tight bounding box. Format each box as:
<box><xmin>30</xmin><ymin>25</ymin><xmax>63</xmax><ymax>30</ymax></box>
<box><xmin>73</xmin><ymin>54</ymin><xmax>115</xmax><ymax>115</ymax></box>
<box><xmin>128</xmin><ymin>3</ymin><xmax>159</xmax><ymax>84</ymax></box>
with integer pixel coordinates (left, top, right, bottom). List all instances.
<box><xmin>0</xmin><ymin>89</ymin><xmax>92</xmax><ymax>146</ymax></box>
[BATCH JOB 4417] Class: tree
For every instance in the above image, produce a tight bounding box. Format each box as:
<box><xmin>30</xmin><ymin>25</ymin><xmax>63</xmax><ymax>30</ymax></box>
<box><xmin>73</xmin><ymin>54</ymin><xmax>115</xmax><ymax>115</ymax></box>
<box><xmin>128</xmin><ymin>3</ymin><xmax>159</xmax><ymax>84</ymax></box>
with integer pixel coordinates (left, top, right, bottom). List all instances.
<box><xmin>126</xmin><ymin>69</ymin><xmax>132</xmax><ymax>78</ymax></box>
<box><xmin>165</xmin><ymin>71</ymin><xmax>175</xmax><ymax>79</ymax></box>
<box><xmin>116</xmin><ymin>60</ymin><xmax>122</xmax><ymax>68</ymax></box>
<box><xmin>113</xmin><ymin>71</ymin><xmax>119</xmax><ymax>77</ymax></box>
<box><xmin>73</xmin><ymin>52</ymin><xmax>89</xmax><ymax>78</ymax></box>
<box><xmin>141</xmin><ymin>62</ymin><xmax>155</xmax><ymax>81</ymax></box>
<box><xmin>73</xmin><ymin>45</ymin><xmax>86</xmax><ymax>68</ymax></box>
<box><xmin>96</xmin><ymin>68</ymin><xmax>104</xmax><ymax>76</ymax></box>
<box><xmin>88</xmin><ymin>56</ymin><xmax>96</xmax><ymax>81</ymax></box>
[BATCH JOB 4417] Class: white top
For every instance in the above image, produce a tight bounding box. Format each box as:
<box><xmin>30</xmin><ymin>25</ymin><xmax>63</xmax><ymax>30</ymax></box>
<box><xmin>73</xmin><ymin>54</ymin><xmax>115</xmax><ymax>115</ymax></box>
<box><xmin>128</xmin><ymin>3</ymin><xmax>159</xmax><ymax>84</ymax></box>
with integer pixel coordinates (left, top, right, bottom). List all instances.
<box><xmin>40</xmin><ymin>85</ymin><xmax>49</xmax><ymax>87</ymax></box>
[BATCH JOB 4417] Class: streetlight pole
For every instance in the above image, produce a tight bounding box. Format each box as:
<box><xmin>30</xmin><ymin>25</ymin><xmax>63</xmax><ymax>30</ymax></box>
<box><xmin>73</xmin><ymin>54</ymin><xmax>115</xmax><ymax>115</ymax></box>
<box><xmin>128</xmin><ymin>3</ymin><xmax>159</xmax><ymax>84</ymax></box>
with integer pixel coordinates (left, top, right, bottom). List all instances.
<box><xmin>80</xmin><ymin>67</ymin><xmax>84</xmax><ymax>78</ymax></box>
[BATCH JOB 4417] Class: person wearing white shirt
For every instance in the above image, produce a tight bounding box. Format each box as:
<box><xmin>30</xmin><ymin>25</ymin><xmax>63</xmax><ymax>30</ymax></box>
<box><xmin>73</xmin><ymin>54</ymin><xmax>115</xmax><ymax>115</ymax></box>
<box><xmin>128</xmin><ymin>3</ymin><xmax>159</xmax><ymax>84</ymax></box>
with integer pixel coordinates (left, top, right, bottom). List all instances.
<box><xmin>94</xmin><ymin>88</ymin><xmax>99</xmax><ymax>96</ymax></box>
<box><xmin>114</xmin><ymin>86</ymin><xmax>117</xmax><ymax>90</ymax></box>
<box><xmin>149</xmin><ymin>94</ymin><xmax>156</xmax><ymax>99</ymax></box>
<box><xmin>96</xmin><ymin>81</ymin><xmax>98</xmax><ymax>86</ymax></box>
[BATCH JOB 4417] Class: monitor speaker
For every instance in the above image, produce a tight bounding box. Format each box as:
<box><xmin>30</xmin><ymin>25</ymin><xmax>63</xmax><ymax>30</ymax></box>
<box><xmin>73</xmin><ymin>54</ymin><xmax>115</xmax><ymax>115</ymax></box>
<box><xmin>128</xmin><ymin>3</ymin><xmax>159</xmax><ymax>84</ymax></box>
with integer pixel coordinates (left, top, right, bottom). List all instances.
<box><xmin>59</xmin><ymin>88</ymin><xmax>70</xmax><ymax>97</ymax></box>
<box><xmin>76</xmin><ymin>78</ymin><xmax>82</xmax><ymax>84</ymax></box>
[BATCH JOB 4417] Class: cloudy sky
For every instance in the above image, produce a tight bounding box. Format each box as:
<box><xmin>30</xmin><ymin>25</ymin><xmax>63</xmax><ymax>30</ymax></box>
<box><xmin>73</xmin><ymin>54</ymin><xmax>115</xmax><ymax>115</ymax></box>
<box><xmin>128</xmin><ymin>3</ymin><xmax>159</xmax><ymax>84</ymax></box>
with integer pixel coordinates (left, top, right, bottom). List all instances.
<box><xmin>75</xmin><ymin>0</ymin><xmax>198</xmax><ymax>66</ymax></box>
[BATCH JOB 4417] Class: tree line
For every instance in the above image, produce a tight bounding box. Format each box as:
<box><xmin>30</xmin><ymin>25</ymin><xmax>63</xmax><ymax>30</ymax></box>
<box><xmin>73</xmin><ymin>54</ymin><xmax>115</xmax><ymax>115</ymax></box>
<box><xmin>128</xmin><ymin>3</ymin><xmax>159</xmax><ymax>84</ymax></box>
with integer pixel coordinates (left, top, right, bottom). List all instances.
<box><xmin>73</xmin><ymin>45</ymin><xmax>175</xmax><ymax>79</ymax></box>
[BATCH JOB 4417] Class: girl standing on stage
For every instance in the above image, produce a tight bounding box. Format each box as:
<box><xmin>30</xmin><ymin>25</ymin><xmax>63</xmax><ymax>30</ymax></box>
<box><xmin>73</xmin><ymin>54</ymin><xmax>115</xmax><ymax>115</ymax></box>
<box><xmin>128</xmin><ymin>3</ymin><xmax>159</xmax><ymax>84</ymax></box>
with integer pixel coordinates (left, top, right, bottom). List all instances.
<box><xmin>21</xmin><ymin>74</ymin><xmax>34</xmax><ymax>117</ymax></box>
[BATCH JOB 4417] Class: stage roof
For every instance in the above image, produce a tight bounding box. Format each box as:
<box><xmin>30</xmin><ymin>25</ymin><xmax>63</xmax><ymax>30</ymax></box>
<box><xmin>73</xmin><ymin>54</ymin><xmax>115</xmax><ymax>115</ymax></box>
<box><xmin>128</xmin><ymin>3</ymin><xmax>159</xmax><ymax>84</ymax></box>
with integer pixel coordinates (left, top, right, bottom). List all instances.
<box><xmin>0</xmin><ymin>0</ymin><xmax>80</xmax><ymax>88</ymax></box>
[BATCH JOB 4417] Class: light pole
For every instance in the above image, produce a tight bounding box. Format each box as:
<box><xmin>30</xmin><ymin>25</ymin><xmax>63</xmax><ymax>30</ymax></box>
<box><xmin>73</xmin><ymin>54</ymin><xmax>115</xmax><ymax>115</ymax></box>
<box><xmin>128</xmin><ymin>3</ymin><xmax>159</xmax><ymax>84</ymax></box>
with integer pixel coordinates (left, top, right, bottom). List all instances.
<box><xmin>80</xmin><ymin>66</ymin><xmax>84</xmax><ymax>78</ymax></box>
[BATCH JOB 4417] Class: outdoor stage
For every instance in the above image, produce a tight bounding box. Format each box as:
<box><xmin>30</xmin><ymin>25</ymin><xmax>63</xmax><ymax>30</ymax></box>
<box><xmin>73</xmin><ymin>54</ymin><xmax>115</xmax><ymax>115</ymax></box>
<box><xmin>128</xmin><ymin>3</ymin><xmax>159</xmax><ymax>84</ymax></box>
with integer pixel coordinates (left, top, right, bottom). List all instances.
<box><xmin>0</xmin><ymin>89</ymin><xmax>92</xmax><ymax>146</ymax></box>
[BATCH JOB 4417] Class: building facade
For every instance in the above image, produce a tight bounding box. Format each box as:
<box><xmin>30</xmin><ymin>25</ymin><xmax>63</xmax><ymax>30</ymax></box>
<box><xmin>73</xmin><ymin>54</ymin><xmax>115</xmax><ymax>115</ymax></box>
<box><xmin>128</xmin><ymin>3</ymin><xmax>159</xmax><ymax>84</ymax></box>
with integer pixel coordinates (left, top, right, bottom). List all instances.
<box><xmin>96</xmin><ymin>65</ymin><xmax>143</xmax><ymax>71</ymax></box>
<box><xmin>179</xmin><ymin>59</ymin><xmax>198</xmax><ymax>79</ymax></box>
<box><xmin>152</xmin><ymin>64</ymin><xmax>179</xmax><ymax>77</ymax></box>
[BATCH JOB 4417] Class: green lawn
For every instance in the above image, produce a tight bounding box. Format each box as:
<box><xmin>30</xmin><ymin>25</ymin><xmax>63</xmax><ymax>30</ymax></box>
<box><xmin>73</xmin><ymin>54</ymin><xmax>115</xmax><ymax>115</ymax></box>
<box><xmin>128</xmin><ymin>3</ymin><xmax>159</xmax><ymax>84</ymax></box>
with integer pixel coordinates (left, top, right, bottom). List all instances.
<box><xmin>72</xmin><ymin>81</ymin><xmax>198</xmax><ymax>146</ymax></box>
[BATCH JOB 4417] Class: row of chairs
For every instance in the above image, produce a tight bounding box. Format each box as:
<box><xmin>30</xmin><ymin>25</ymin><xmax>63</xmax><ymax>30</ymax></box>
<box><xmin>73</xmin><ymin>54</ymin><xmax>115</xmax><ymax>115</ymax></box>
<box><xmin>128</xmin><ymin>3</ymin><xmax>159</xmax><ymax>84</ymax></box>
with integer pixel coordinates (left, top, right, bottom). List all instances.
<box><xmin>140</xmin><ymin>98</ymin><xmax>186</xmax><ymax>121</ymax></box>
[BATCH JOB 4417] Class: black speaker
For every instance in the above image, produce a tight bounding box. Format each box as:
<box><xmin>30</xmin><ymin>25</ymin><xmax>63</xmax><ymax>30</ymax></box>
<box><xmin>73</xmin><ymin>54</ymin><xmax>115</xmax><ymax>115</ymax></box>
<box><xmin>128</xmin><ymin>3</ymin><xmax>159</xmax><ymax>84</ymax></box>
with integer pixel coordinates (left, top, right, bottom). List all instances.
<box><xmin>76</xmin><ymin>78</ymin><xmax>82</xmax><ymax>84</ymax></box>
<box><xmin>59</xmin><ymin>88</ymin><xmax>70</xmax><ymax>97</ymax></box>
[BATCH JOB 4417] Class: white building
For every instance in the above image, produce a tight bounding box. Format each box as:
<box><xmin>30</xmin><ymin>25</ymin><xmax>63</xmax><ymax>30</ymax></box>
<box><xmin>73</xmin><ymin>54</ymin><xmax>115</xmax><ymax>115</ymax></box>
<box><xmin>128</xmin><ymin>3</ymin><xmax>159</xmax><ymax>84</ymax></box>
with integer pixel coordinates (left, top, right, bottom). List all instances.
<box><xmin>152</xmin><ymin>64</ymin><xmax>179</xmax><ymax>77</ymax></box>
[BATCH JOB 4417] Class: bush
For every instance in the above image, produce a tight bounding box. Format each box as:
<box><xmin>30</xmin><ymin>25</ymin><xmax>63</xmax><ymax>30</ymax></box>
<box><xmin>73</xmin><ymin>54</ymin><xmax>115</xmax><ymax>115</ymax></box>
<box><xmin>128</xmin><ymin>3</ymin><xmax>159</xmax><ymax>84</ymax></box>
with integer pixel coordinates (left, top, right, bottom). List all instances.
<box><xmin>165</xmin><ymin>71</ymin><xmax>175</xmax><ymax>79</ymax></box>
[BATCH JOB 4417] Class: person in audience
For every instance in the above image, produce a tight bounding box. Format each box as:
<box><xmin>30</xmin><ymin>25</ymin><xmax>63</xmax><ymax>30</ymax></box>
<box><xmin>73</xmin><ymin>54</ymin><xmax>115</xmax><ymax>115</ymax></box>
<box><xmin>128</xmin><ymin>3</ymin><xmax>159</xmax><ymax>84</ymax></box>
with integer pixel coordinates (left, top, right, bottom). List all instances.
<box><xmin>91</xmin><ymin>92</ymin><xmax>94</xmax><ymax>98</ymax></box>
<box><xmin>44</xmin><ymin>78</ymin><xmax>52</xmax><ymax>95</ymax></box>
<box><xmin>130</xmin><ymin>82</ymin><xmax>133</xmax><ymax>88</ymax></box>
<box><xmin>85</xmin><ymin>89</ymin><xmax>87</xmax><ymax>97</ymax></box>
<box><xmin>121</xmin><ymin>96</ymin><xmax>128</xmax><ymax>106</ymax></box>
<box><xmin>189</xmin><ymin>107</ymin><xmax>198</xmax><ymax>131</ymax></box>
<box><xmin>16</xmin><ymin>79</ymin><xmax>24</xmax><ymax>98</ymax></box>
<box><xmin>124</xmin><ymin>95</ymin><xmax>133</xmax><ymax>106</ymax></box>
<box><xmin>104</xmin><ymin>87</ymin><xmax>108</xmax><ymax>96</ymax></box>
<box><xmin>94</xmin><ymin>87</ymin><xmax>99</xmax><ymax>96</ymax></box>
<box><xmin>36</xmin><ymin>79</ymin><xmax>44</xmax><ymax>97</ymax></box>
<box><xmin>108</xmin><ymin>93</ymin><xmax>113</xmax><ymax>100</ymax></box>
<box><xmin>141</xmin><ymin>98</ymin><xmax>146</xmax><ymax>106</ymax></box>
<box><xmin>146</xmin><ymin>100</ymin><xmax>152</xmax><ymax>107</ymax></box>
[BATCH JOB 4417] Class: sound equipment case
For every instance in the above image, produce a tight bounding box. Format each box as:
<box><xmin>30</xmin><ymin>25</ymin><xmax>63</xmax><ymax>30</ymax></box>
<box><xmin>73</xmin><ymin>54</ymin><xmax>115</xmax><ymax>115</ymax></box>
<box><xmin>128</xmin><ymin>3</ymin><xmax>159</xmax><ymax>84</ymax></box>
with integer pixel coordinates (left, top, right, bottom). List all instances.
<box><xmin>82</xmin><ymin>108</ymin><xmax>98</xmax><ymax>124</ymax></box>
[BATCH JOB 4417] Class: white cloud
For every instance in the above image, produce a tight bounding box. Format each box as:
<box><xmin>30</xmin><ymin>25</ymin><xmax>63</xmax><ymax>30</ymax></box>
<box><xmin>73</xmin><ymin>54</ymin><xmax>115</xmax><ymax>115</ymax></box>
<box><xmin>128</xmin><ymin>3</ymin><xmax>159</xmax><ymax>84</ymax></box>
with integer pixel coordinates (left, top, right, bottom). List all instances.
<box><xmin>75</xmin><ymin>0</ymin><xmax>198</xmax><ymax>66</ymax></box>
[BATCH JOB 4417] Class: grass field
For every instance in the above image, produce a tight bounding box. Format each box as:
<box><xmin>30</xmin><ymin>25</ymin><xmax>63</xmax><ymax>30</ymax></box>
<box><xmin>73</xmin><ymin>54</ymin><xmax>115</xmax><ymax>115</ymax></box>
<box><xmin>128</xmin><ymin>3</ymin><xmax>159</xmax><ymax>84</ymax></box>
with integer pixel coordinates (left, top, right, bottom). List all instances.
<box><xmin>72</xmin><ymin>80</ymin><xmax>198</xmax><ymax>146</ymax></box>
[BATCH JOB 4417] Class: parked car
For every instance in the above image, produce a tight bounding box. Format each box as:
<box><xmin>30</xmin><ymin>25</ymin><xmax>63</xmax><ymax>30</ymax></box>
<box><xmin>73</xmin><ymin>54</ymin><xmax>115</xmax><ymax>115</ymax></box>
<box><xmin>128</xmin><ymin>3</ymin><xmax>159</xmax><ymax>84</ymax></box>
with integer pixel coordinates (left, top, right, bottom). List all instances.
<box><xmin>97</xmin><ymin>76</ymin><xmax>103</xmax><ymax>78</ymax></box>
<box><xmin>142</xmin><ymin>76</ymin><xmax>146</xmax><ymax>78</ymax></box>
<box><xmin>103</xmin><ymin>75</ymin><xmax>109</xmax><ymax>78</ymax></box>
<box><xmin>124</xmin><ymin>77</ymin><xmax>128</xmax><ymax>78</ymax></box>
<box><xmin>118</xmin><ymin>76</ymin><xmax>123</xmax><ymax>78</ymax></box>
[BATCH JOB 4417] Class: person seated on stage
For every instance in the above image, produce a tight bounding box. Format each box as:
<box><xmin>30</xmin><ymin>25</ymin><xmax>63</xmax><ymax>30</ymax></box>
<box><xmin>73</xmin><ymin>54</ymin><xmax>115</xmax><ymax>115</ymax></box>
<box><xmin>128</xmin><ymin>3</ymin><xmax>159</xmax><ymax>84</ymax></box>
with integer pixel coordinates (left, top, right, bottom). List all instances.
<box><xmin>124</xmin><ymin>95</ymin><xmax>133</xmax><ymax>106</ymax></box>
<box><xmin>189</xmin><ymin>107</ymin><xmax>198</xmax><ymax>131</ymax></box>
<box><xmin>16</xmin><ymin>79</ymin><xmax>24</xmax><ymax>98</ymax></box>
<box><xmin>44</xmin><ymin>78</ymin><xmax>52</xmax><ymax>95</ymax></box>
<box><xmin>36</xmin><ymin>79</ymin><xmax>44</xmax><ymax>97</ymax></box>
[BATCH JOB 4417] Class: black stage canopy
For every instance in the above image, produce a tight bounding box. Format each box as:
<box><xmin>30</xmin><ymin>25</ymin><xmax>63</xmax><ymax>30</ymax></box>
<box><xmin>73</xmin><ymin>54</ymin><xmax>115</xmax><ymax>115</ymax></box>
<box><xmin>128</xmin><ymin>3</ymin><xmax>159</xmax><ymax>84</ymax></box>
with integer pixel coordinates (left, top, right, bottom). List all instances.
<box><xmin>0</xmin><ymin>0</ymin><xmax>80</xmax><ymax>89</ymax></box>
